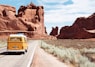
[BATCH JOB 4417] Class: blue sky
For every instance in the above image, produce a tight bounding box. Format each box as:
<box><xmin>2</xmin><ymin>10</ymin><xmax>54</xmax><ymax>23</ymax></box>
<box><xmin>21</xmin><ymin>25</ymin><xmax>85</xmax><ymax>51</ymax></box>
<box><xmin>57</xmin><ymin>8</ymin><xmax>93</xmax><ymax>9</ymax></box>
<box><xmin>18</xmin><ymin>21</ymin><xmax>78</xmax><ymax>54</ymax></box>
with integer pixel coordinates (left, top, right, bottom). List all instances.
<box><xmin>0</xmin><ymin>0</ymin><xmax>95</xmax><ymax>34</ymax></box>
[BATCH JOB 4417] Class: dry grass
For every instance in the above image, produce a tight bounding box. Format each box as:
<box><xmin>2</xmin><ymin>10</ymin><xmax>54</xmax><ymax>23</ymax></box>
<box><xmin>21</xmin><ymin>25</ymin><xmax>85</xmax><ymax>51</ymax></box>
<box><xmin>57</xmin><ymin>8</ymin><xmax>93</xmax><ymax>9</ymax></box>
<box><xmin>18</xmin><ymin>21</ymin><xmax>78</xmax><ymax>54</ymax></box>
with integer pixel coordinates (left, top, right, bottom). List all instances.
<box><xmin>41</xmin><ymin>39</ymin><xmax>95</xmax><ymax>67</ymax></box>
<box><xmin>0</xmin><ymin>39</ymin><xmax>7</xmax><ymax>48</ymax></box>
<box><xmin>44</xmin><ymin>39</ymin><xmax>95</xmax><ymax>49</ymax></box>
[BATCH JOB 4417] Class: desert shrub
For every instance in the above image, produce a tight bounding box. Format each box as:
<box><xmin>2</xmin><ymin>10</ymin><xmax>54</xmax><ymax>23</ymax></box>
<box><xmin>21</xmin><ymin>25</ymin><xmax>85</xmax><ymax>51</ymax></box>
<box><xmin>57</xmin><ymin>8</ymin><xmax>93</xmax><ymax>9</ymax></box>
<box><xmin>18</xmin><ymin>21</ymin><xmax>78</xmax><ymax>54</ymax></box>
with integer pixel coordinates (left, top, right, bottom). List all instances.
<box><xmin>0</xmin><ymin>40</ymin><xmax>7</xmax><ymax>48</ymax></box>
<box><xmin>40</xmin><ymin>41</ymin><xmax>95</xmax><ymax>67</ymax></box>
<box><xmin>79</xmin><ymin>61</ymin><xmax>95</xmax><ymax>67</ymax></box>
<box><xmin>80</xmin><ymin>48</ymin><xmax>95</xmax><ymax>53</ymax></box>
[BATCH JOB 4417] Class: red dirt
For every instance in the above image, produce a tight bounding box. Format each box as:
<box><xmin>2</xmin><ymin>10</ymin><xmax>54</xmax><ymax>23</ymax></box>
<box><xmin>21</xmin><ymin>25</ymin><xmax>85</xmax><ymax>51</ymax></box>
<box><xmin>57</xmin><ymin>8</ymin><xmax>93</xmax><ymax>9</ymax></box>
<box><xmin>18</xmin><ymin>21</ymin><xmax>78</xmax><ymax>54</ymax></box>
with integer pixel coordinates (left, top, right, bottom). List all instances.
<box><xmin>31</xmin><ymin>46</ymin><xmax>73</xmax><ymax>67</ymax></box>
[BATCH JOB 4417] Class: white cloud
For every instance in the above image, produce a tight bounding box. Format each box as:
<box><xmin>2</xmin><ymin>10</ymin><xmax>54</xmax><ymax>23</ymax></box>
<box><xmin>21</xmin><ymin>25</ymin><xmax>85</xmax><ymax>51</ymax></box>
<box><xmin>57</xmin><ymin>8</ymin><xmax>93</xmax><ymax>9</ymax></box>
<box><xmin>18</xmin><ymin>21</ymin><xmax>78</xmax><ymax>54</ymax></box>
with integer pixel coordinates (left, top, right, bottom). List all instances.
<box><xmin>37</xmin><ymin>0</ymin><xmax>95</xmax><ymax>33</ymax></box>
<box><xmin>45</xmin><ymin>11</ymin><xmax>90</xmax><ymax>23</ymax></box>
<box><xmin>43</xmin><ymin>0</ymin><xmax>95</xmax><ymax>22</ymax></box>
<box><xmin>38</xmin><ymin>0</ymin><xmax>68</xmax><ymax>4</ymax></box>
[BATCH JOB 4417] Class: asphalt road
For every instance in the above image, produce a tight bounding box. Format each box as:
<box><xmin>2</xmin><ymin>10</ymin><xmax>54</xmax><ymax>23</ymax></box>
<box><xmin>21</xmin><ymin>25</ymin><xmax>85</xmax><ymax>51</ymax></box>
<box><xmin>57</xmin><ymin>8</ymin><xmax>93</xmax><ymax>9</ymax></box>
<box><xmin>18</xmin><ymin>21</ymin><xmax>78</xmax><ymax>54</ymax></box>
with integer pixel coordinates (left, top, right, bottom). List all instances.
<box><xmin>0</xmin><ymin>40</ymin><xmax>39</xmax><ymax>67</ymax></box>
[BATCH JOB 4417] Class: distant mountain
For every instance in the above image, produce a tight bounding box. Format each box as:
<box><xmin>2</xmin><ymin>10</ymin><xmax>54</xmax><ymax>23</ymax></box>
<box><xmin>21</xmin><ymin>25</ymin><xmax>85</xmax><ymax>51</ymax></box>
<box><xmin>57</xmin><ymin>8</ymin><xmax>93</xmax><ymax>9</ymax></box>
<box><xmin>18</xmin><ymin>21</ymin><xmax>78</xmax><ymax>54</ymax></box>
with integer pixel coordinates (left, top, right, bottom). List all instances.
<box><xmin>51</xmin><ymin>13</ymin><xmax>95</xmax><ymax>39</ymax></box>
<box><xmin>58</xmin><ymin>13</ymin><xmax>95</xmax><ymax>39</ymax></box>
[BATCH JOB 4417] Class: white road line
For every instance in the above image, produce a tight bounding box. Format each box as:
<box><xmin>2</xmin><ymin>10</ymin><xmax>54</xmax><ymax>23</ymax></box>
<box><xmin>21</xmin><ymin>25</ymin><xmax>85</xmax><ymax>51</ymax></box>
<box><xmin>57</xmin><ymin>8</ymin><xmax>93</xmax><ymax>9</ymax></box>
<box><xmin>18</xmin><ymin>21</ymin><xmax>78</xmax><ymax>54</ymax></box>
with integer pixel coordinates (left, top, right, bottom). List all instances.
<box><xmin>0</xmin><ymin>40</ymin><xmax>39</xmax><ymax>67</ymax></box>
<box><xmin>26</xmin><ymin>42</ymin><xmax>37</xmax><ymax>67</ymax></box>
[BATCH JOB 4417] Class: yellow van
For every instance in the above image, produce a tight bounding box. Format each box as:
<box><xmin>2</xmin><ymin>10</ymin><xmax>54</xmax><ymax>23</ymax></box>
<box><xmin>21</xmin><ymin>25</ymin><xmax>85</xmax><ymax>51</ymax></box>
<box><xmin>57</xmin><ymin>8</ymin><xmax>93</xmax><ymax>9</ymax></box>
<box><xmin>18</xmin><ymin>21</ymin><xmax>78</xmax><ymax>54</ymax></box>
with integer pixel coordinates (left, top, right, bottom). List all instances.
<box><xmin>7</xmin><ymin>34</ymin><xmax>28</xmax><ymax>54</ymax></box>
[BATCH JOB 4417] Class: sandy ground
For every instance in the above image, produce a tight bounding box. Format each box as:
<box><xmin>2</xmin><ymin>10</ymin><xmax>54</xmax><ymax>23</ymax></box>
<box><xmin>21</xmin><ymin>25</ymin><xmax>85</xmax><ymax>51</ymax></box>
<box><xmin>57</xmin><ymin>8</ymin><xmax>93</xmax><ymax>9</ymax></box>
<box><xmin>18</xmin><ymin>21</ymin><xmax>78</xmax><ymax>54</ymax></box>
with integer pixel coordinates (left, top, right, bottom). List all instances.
<box><xmin>31</xmin><ymin>46</ymin><xmax>73</xmax><ymax>67</ymax></box>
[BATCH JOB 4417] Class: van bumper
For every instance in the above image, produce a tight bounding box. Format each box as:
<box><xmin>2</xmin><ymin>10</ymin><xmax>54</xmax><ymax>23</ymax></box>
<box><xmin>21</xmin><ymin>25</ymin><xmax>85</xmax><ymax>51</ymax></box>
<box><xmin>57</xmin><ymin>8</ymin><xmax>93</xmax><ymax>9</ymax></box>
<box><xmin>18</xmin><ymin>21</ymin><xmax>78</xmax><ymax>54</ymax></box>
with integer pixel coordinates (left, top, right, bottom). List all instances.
<box><xmin>7</xmin><ymin>50</ymin><xmax>25</xmax><ymax>52</ymax></box>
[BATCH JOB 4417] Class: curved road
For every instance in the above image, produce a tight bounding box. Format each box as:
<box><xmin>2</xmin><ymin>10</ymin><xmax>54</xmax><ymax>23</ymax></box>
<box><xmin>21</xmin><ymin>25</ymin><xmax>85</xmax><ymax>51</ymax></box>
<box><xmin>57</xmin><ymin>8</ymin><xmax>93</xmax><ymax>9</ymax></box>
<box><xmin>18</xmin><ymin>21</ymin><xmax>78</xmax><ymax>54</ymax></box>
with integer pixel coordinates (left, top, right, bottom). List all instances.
<box><xmin>0</xmin><ymin>40</ymin><xmax>38</xmax><ymax>67</ymax></box>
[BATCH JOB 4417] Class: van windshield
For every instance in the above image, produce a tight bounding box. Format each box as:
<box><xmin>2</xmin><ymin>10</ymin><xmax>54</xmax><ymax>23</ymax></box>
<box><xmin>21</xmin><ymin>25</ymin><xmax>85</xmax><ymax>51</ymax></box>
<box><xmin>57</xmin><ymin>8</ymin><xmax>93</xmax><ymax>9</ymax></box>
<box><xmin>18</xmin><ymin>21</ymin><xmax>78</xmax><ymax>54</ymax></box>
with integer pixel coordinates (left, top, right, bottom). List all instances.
<box><xmin>10</xmin><ymin>37</ymin><xmax>22</xmax><ymax>41</ymax></box>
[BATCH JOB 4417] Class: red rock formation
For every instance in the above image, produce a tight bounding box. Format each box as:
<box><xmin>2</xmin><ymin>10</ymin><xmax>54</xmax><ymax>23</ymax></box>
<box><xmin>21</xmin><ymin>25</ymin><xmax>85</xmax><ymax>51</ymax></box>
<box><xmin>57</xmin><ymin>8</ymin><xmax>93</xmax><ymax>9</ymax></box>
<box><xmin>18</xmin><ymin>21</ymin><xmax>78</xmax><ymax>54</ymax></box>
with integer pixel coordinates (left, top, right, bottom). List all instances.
<box><xmin>58</xmin><ymin>13</ymin><xmax>95</xmax><ymax>39</ymax></box>
<box><xmin>0</xmin><ymin>5</ymin><xmax>16</xmax><ymax>16</ymax></box>
<box><xmin>50</xmin><ymin>26</ymin><xmax>58</xmax><ymax>36</ymax></box>
<box><xmin>0</xmin><ymin>5</ymin><xmax>26</xmax><ymax>30</ymax></box>
<box><xmin>17</xmin><ymin>3</ymin><xmax>45</xmax><ymax>34</ymax></box>
<box><xmin>45</xmin><ymin>27</ymin><xmax>47</xmax><ymax>34</ymax></box>
<box><xmin>0</xmin><ymin>3</ymin><xmax>47</xmax><ymax>39</ymax></box>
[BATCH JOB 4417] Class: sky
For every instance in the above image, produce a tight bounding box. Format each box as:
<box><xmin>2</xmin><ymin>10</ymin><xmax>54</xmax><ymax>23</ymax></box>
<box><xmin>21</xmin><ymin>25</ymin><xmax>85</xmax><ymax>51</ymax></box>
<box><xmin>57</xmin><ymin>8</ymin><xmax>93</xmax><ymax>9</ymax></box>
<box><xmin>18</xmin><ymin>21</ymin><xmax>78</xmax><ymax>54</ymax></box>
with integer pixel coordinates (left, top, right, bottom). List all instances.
<box><xmin>0</xmin><ymin>0</ymin><xmax>95</xmax><ymax>34</ymax></box>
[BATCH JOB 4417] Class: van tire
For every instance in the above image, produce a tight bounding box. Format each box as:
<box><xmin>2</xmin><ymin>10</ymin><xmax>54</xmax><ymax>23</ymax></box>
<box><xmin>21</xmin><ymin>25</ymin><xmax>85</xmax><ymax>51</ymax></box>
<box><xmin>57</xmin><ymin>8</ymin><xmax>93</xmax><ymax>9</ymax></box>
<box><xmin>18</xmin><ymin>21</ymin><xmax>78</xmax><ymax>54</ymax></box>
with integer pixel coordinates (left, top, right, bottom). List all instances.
<box><xmin>25</xmin><ymin>49</ymin><xmax>27</xmax><ymax>52</ymax></box>
<box><xmin>22</xmin><ymin>51</ymin><xmax>25</xmax><ymax>54</ymax></box>
<box><xmin>6</xmin><ymin>52</ymin><xmax>9</xmax><ymax>55</ymax></box>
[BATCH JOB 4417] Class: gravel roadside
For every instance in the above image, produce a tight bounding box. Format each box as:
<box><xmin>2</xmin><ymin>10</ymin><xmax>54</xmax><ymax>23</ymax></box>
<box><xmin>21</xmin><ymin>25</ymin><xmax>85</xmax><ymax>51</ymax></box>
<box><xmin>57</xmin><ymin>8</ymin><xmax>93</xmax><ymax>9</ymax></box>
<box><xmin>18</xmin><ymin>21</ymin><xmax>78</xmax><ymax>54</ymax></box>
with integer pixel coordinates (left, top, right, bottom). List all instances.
<box><xmin>31</xmin><ymin>46</ymin><xmax>73</xmax><ymax>67</ymax></box>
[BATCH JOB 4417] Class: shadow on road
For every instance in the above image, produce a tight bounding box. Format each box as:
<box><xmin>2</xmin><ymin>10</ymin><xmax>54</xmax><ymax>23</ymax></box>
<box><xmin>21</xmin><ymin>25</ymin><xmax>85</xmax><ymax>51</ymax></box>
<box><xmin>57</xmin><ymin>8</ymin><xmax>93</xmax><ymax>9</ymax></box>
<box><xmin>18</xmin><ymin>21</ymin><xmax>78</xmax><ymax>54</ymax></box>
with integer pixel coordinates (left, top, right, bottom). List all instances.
<box><xmin>0</xmin><ymin>52</ymin><xmax>23</xmax><ymax>55</ymax></box>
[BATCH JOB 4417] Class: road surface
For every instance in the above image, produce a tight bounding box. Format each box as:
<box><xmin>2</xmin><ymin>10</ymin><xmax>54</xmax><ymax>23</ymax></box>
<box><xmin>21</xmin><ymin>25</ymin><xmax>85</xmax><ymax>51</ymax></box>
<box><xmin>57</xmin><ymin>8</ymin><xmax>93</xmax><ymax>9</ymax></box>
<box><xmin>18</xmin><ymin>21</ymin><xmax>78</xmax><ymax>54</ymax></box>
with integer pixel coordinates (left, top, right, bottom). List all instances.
<box><xmin>31</xmin><ymin>45</ymin><xmax>73</xmax><ymax>67</ymax></box>
<box><xmin>0</xmin><ymin>40</ymin><xmax>38</xmax><ymax>67</ymax></box>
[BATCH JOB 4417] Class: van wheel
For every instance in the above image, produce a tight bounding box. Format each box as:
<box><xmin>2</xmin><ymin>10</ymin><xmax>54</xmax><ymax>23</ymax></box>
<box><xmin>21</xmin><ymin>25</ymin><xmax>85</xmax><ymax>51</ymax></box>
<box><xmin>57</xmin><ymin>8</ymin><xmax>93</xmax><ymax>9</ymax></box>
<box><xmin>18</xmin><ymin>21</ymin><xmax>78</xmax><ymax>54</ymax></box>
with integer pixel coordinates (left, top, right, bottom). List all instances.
<box><xmin>22</xmin><ymin>51</ymin><xmax>25</xmax><ymax>54</ymax></box>
<box><xmin>6</xmin><ymin>52</ymin><xmax>9</xmax><ymax>55</ymax></box>
<box><xmin>25</xmin><ymin>49</ymin><xmax>27</xmax><ymax>52</ymax></box>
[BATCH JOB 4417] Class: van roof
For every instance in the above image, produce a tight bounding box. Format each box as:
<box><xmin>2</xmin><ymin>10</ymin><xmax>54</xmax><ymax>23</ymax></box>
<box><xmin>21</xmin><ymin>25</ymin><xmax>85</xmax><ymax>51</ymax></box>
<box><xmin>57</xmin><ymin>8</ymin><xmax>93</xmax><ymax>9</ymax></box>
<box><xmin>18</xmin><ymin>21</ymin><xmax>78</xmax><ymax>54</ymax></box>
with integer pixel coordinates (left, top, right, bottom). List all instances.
<box><xmin>9</xmin><ymin>34</ymin><xmax>26</xmax><ymax>38</ymax></box>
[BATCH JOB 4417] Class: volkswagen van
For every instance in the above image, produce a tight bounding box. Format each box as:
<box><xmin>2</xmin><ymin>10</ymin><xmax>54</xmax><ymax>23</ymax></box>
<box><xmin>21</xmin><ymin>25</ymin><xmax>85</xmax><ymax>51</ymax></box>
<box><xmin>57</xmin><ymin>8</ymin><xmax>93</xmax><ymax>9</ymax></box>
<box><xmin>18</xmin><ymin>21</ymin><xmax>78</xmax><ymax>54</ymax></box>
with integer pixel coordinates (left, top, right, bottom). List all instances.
<box><xmin>7</xmin><ymin>34</ymin><xmax>28</xmax><ymax>54</ymax></box>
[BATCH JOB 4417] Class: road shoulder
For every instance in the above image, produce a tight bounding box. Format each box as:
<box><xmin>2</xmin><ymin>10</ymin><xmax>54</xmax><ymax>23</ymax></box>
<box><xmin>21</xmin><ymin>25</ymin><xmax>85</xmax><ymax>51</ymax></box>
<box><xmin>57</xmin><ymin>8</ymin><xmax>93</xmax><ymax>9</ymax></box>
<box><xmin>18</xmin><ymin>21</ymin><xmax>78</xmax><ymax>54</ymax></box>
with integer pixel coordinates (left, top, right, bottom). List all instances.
<box><xmin>31</xmin><ymin>46</ymin><xmax>73</xmax><ymax>67</ymax></box>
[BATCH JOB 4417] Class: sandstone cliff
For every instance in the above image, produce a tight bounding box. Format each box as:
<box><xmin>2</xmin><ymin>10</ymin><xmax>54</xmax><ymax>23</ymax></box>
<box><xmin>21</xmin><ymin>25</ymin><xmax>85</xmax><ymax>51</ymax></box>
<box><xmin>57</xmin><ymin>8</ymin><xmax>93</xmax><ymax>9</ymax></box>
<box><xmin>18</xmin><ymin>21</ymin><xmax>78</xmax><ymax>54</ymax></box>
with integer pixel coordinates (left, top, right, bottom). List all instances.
<box><xmin>50</xmin><ymin>26</ymin><xmax>58</xmax><ymax>36</ymax></box>
<box><xmin>17</xmin><ymin>3</ymin><xmax>45</xmax><ymax>34</ymax></box>
<box><xmin>57</xmin><ymin>13</ymin><xmax>95</xmax><ymax>39</ymax></box>
<box><xmin>0</xmin><ymin>5</ymin><xmax>27</xmax><ymax>30</ymax></box>
<box><xmin>0</xmin><ymin>3</ymin><xmax>47</xmax><ymax>39</ymax></box>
